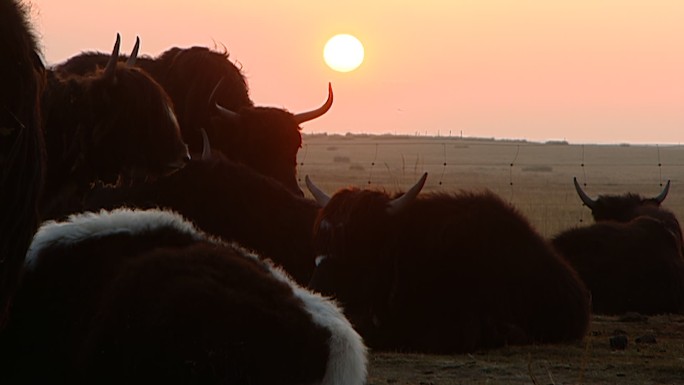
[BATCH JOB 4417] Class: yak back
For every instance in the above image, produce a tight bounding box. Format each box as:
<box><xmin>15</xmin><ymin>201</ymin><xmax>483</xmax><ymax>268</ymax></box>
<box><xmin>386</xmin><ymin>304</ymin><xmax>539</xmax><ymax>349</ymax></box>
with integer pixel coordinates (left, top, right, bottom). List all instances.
<box><xmin>84</xmin><ymin>157</ymin><xmax>319</xmax><ymax>284</ymax></box>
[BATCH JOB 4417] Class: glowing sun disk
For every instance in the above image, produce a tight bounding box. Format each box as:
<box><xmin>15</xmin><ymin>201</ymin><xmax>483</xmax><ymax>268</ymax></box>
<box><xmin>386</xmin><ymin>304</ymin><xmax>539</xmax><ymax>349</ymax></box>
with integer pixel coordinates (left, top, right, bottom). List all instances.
<box><xmin>324</xmin><ymin>34</ymin><xmax>364</xmax><ymax>73</ymax></box>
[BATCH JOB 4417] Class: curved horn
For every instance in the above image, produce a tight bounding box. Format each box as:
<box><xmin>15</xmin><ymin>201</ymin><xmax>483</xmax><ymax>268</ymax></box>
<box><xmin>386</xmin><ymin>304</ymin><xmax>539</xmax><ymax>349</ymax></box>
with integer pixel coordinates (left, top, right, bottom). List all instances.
<box><xmin>208</xmin><ymin>77</ymin><xmax>224</xmax><ymax>107</ymax></box>
<box><xmin>215</xmin><ymin>103</ymin><xmax>240</xmax><ymax>121</ymax></box>
<box><xmin>305</xmin><ymin>175</ymin><xmax>331</xmax><ymax>207</ymax></box>
<box><xmin>200</xmin><ymin>127</ymin><xmax>212</xmax><ymax>160</ymax></box>
<box><xmin>653</xmin><ymin>180</ymin><xmax>671</xmax><ymax>204</ymax></box>
<box><xmin>126</xmin><ymin>36</ymin><xmax>140</xmax><ymax>66</ymax></box>
<box><xmin>293</xmin><ymin>82</ymin><xmax>333</xmax><ymax>125</ymax></box>
<box><xmin>103</xmin><ymin>33</ymin><xmax>121</xmax><ymax>78</ymax></box>
<box><xmin>573</xmin><ymin>177</ymin><xmax>597</xmax><ymax>209</ymax></box>
<box><xmin>386</xmin><ymin>172</ymin><xmax>428</xmax><ymax>215</ymax></box>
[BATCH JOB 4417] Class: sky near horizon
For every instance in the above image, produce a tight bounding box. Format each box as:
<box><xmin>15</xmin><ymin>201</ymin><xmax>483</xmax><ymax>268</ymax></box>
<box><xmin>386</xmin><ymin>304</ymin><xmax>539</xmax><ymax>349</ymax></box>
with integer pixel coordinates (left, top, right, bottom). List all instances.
<box><xmin>27</xmin><ymin>0</ymin><xmax>684</xmax><ymax>144</ymax></box>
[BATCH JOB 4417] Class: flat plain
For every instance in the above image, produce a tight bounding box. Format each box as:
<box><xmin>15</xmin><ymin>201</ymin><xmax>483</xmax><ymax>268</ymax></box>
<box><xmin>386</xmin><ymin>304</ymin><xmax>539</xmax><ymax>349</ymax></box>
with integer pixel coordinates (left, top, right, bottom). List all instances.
<box><xmin>298</xmin><ymin>134</ymin><xmax>684</xmax><ymax>384</ymax></box>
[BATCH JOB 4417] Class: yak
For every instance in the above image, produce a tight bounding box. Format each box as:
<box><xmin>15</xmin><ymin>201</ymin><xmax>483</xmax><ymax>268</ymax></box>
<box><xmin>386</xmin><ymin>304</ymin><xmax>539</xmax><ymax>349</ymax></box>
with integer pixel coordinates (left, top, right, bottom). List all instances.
<box><xmin>55</xmin><ymin>46</ymin><xmax>333</xmax><ymax>196</ymax></box>
<box><xmin>41</xmin><ymin>34</ymin><xmax>190</xmax><ymax>219</ymax></box>
<box><xmin>305</xmin><ymin>173</ymin><xmax>591</xmax><ymax>353</ymax></box>
<box><xmin>551</xmin><ymin>178</ymin><xmax>684</xmax><ymax>314</ymax></box>
<box><xmin>0</xmin><ymin>208</ymin><xmax>367</xmax><ymax>385</ymax></box>
<box><xmin>0</xmin><ymin>0</ymin><xmax>46</xmax><ymax>325</ymax></box>
<box><xmin>81</xmin><ymin>155</ymin><xmax>320</xmax><ymax>285</ymax></box>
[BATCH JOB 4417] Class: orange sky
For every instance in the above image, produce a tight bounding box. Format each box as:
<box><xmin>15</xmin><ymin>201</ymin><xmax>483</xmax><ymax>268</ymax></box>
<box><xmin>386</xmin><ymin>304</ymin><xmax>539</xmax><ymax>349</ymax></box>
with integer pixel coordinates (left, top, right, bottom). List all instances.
<box><xmin>28</xmin><ymin>0</ymin><xmax>684</xmax><ymax>144</ymax></box>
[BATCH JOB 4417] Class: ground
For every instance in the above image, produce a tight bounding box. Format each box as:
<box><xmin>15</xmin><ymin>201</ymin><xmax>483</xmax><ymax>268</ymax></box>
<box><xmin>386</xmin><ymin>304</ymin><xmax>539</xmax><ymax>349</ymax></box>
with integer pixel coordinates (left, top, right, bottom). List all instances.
<box><xmin>366</xmin><ymin>314</ymin><xmax>684</xmax><ymax>385</ymax></box>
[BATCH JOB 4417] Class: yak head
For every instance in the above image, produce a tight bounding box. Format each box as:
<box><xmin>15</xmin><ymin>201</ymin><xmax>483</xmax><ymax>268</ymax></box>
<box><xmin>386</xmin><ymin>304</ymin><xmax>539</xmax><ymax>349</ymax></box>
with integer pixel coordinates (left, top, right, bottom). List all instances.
<box><xmin>206</xmin><ymin>83</ymin><xmax>334</xmax><ymax>196</ymax></box>
<box><xmin>574</xmin><ymin>177</ymin><xmax>671</xmax><ymax>222</ymax></box>
<box><xmin>78</xmin><ymin>34</ymin><xmax>189</xmax><ymax>185</ymax></box>
<box><xmin>574</xmin><ymin>177</ymin><xmax>682</xmax><ymax>245</ymax></box>
<box><xmin>304</xmin><ymin>173</ymin><xmax>427</xmax><ymax>330</ymax></box>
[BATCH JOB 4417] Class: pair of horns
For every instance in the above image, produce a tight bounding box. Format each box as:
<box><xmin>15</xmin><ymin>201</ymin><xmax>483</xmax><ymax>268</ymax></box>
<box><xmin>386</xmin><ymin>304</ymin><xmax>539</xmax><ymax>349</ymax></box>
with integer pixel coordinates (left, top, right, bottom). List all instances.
<box><xmin>103</xmin><ymin>33</ymin><xmax>140</xmax><ymax>78</ymax></box>
<box><xmin>212</xmin><ymin>82</ymin><xmax>334</xmax><ymax>125</ymax></box>
<box><xmin>574</xmin><ymin>177</ymin><xmax>671</xmax><ymax>209</ymax></box>
<box><xmin>306</xmin><ymin>172</ymin><xmax>428</xmax><ymax>215</ymax></box>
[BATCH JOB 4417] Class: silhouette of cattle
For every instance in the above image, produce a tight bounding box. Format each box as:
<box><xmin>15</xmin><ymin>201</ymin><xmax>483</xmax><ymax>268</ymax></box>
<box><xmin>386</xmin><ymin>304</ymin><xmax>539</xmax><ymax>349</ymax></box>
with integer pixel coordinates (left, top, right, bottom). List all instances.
<box><xmin>0</xmin><ymin>0</ymin><xmax>46</xmax><ymax>325</ymax></box>
<box><xmin>305</xmin><ymin>173</ymin><xmax>590</xmax><ymax>353</ymax></box>
<box><xmin>552</xmin><ymin>178</ymin><xmax>684</xmax><ymax>314</ymax></box>
<box><xmin>41</xmin><ymin>34</ymin><xmax>190</xmax><ymax>219</ymax></box>
<box><xmin>81</xmin><ymin>156</ymin><xmax>320</xmax><ymax>285</ymax></box>
<box><xmin>56</xmin><ymin>46</ymin><xmax>333</xmax><ymax>195</ymax></box>
<box><xmin>0</xmin><ymin>209</ymin><xmax>366</xmax><ymax>385</ymax></box>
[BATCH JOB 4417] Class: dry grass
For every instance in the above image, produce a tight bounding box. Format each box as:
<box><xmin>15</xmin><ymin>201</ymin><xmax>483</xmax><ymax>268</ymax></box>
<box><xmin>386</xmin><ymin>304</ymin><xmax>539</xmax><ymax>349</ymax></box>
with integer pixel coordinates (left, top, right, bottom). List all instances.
<box><xmin>299</xmin><ymin>134</ymin><xmax>684</xmax><ymax>238</ymax></box>
<box><xmin>297</xmin><ymin>134</ymin><xmax>684</xmax><ymax>384</ymax></box>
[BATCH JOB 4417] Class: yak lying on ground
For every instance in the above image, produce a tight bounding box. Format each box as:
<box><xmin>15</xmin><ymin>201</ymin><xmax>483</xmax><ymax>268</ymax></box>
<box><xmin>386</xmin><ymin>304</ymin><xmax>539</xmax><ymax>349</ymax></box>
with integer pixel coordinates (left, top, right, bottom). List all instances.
<box><xmin>56</xmin><ymin>46</ymin><xmax>333</xmax><ymax>195</ymax></box>
<box><xmin>305</xmin><ymin>173</ymin><xmax>590</xmax><ymax>353</ymax></box>
<box><xmin>552</xmin><ymin>178</ymin><xmax>684</xmax><ymax>315</ymax></box>
<box><xmin>0</xmin><ymin>0</ymin><xmax>46</xmax><ymax>325</ymax></box>
<box><xmin>81</xmin><ymin>155</ymin><xmax>320</xmax><ymax>285</ymax></box>
<box><xmin>41</xmin><ymin>34</ymin><xmax>190</xmax><ymax>219</ymax></box>
<box><xmin>0</xmin><ymin>208</ymin><xmax>366</xmax><ymax>385</ymax></box>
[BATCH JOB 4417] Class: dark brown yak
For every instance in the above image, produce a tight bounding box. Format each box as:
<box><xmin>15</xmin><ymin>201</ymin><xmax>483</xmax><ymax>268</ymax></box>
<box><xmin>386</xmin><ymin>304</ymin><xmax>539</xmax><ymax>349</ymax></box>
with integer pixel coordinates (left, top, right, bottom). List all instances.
<box><xmin>55</xmin><ymin>46</ymin><xmax>332</xmax><ymax>195</ymax></box>
<box><xmin>82</xmin><ymin>155</ymin><xmax>321</xmax><ymax>285</ymax></box>
<box><xmin>305</xmin><ymin>174</ymin><xmax>590</xmax><ymax>353</ymax></box>
<box><xmin>552</xmin><ymin>178</ymin><xmax>684</xmax><ymax>314</ymax></box>
<box><xmin>0</xmin><ymin>0</ymin><xmax>46</xmax><ymax>326</ymax></box>
<box><xmin>41</xmin><ymin>34</ymin><xmax>190</xmax><ymax>219</ymax></box>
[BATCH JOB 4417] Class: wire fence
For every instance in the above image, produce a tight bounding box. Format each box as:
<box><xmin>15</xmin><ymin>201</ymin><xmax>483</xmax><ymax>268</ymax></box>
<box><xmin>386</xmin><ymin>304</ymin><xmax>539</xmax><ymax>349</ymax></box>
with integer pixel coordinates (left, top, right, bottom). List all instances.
<box><xmin>297</xmin><ymin>135</ymin><xmax>684</xmax><ymax>237</ymax></box>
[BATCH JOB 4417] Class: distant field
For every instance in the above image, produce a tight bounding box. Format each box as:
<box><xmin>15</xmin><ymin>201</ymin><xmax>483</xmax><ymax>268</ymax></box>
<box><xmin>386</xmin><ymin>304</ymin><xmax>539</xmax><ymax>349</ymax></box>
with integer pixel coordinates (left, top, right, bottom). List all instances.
<box><xmin>299</xmin><ymin>134</ymin><xmax>684</xmax><ymax>237</ymax></box>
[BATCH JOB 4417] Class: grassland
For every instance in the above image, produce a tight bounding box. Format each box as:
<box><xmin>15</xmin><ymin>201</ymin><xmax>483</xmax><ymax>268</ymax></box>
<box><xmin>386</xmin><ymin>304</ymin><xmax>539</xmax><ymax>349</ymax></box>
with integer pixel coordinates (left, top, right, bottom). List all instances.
<box><xmin>298</xmin><ymin>134</ymin><xmax>684</xmax><ymax>384</ymax></box>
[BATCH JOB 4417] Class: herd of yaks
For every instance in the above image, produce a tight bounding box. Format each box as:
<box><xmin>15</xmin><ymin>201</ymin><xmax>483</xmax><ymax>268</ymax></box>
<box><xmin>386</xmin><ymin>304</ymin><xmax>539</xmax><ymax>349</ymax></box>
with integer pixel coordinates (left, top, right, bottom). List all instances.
<box><xmin>2</xmin><ymin>1</ymin><xmax>683</xmax><ymax>384</ymax></box>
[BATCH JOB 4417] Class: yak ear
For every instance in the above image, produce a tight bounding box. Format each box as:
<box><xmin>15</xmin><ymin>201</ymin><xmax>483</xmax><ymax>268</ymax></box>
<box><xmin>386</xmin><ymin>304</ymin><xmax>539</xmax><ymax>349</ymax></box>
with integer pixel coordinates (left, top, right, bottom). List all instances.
<box><xmin>102</xmin><ymin>33</ymin><xmax>121</xmax><ymax>80</ymax></box>
<box><xmin>386</xmin><ymin>172</ymin><xmax>428</xmax><ymax>215</ymax></box>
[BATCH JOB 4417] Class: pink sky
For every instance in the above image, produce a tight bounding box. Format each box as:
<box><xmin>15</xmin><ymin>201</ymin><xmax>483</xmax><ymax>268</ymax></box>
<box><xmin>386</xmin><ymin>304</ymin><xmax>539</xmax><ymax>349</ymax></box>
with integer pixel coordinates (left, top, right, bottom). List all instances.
<box><xmin>28</xmin><ymin>0</ymin><xmax>684</xmax><ymax>144</ymax></box>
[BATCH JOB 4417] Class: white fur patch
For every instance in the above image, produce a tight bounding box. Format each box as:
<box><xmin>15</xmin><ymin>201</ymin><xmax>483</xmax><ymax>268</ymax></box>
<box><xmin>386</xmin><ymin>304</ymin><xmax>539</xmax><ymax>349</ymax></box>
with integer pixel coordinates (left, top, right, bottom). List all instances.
<box><xmin>263</xmin><ymin>257</ymin><xmax>368</xmax><ymax>385</ymax></box>
<box><xmin>25</xmin><ymin>208</ymin><xmax>209</xmax><ymax>270</ymax></box>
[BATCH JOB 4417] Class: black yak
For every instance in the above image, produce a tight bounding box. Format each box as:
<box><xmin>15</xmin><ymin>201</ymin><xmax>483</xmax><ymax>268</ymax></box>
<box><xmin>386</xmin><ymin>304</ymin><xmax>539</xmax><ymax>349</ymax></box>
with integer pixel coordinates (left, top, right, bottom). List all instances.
<box><xmin>41</xmin><ymin>34</ymin><xmax>190</xmax><ymax>219</ymax></box>
<box><xmin>0</xmin><ymin>0</ymin><xmax>46</xmax><ymax>325</ymax></box>
<box><xmin>305</xmin><ymin>173</ymin><xmax>590</xmax><ymax>353</ymax></box>
<box><xmin>552</xmin><ymin>178</ymin><xmax>684</xmax><ymax>314</ymax></box>
<box><xmin>0</xmin><ymin>208</ymin><xmax>367</xmax><ymax>385</ymax></box>
<box><xmin>55</xmin><ymin>46</ymin><xmax>333</xmax><ymax>195</ymax></box>
<box><xmin>81</xmin><ymin>156</ymin><xmax>320</xmax><ymax>285</ymax></box>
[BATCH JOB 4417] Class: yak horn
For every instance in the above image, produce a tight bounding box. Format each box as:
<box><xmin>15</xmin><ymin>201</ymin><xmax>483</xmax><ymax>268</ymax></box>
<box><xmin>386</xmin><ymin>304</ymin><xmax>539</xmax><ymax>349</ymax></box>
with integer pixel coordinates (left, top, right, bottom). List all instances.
<box><xmin>305</xmin><ymin>175</ymin><xmax>331</xmax><ymax>207</ymax></box>
<box><xmin>216</xmin><ymin>103</ymin><xmax>240</xmax><ymax>120</ymax></box>
<box><xmin>386</xmin><ymin>172</ymin><xmax>428</xmax><ymax>215</ymax></box>
<box><xmin>293</xmin><ymin>82</ymin><xmax>333</xmax><ymax>125</ymax></box>
<box><xmin>653</xmin><ymin>180</ymin><xmax>671</xmax><ymax>204</ymax></box>
<box><xmin>209</xmin><ymin>77</ymin><xmax>240</xmax><ymax>121</ymax></box>
<box><xmin>103</xmin><ymin>33</ymin><xmax>122</xmax><ymax>78</ymax></box>
<box><xmin>200</xmin><ymin>128</ymin><xmax>212</xmax><ymax>160</ymax></box>
<box><xmin>126</xmin><ymin>36</ymin><xmax>140</xmax><ymax>66</ymax></box>
<box><xmin>573</xmin><ymin>177</ymin><xmax>597</xmax><ymax>209</ymax></box>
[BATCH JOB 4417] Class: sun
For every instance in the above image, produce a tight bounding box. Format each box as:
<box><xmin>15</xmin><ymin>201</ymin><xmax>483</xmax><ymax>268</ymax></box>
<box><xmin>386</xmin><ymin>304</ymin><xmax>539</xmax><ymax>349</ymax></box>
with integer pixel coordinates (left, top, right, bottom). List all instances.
<box><xmin>323</xmin><ymin>34</ymin><xmax>364</xmax><ymax>73</ymax></box>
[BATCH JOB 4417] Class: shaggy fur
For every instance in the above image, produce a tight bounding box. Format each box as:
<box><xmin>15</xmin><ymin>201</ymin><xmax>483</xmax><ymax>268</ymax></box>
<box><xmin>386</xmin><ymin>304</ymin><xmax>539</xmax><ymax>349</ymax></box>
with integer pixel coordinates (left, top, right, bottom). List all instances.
<box><xmin>552</xmin><ymin>188</ymin><xmax>684</xmax><ymax>314</ymax></box>
<box><xmin>82</xmin><ymin>157</ymin><xmax>320</xmax><ymax>285</ymax></box>
<box><xmin>310</xmin><ymin>186</ymin><xmax>591</xmax><ymax>353</ymax></box>
<box><xmin>0</xmin><ymin>0</ymin><xmax>46</xmax><ymax>325</ymax></box>
<box><xmin>0</xmin><ymin>209</ymin><xmax>366</xmax><ymax>385</ymax></box>
<box><xmin>41</xmin><ymin>59</ymin><xmax>189</xmax><ymax>219</ymax></box>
